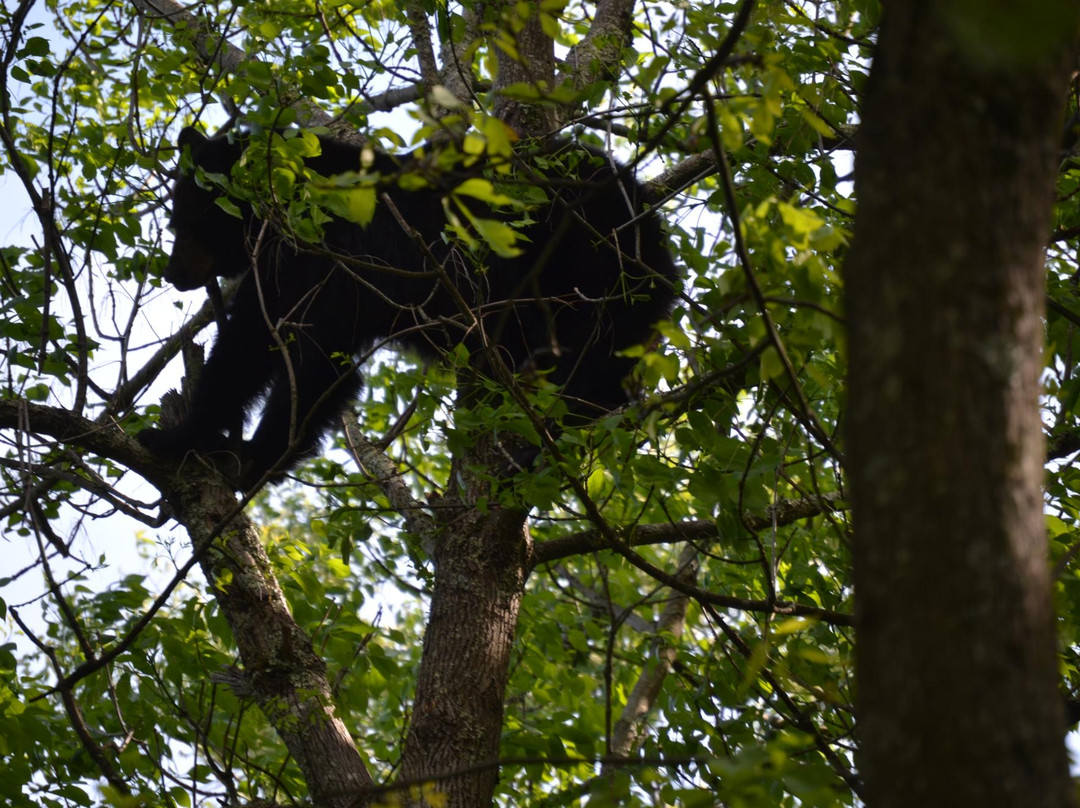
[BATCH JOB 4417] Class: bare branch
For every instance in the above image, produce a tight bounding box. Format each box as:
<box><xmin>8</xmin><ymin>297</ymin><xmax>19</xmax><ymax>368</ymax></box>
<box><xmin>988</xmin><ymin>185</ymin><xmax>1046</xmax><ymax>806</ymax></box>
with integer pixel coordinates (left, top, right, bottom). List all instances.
<box><xmin>103</xmin><ymin>289</ymin><xmax>218</xmax><ymax>420</ymax></box>
<box><xmin>608</xmin><ymin>544</ymin><xmax>696</xmax><ymax>759</ymax></box>
<box><xmin>342</xmin><ymin>411</ymin><xmax>437</xmax><ymax>539</ymax></box>
<box><xmin>532</xmin><ymin>492</ymin><xmax>845</xmax><ymax>566</ymax></box>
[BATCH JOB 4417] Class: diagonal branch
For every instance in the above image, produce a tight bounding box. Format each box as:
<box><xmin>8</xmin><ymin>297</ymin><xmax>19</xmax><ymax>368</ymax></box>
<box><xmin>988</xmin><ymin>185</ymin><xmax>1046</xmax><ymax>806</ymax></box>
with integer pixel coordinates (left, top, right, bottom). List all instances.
<box><xmin>178</xmin><ymin>486</ymin><xmax>375</xmax><ymax>808</ymax></box>
<box><xmin>438</xmin><ymin>2</ymin><xmax>483</xmax><ymax>104</ymax></box>
<box><xmin>607</xmin><ymin>544</ymin><xmax>697</xmax><ymax>760</ymax></box>
<box><xmin>342</xmin><ymin>412</ymin><xmax>437</xmax><ymax>539</ymax></box>
<box><xmin>558</xmin><ymin>0</ymin><xmax>637</xmax><ymax>92</ymax></box>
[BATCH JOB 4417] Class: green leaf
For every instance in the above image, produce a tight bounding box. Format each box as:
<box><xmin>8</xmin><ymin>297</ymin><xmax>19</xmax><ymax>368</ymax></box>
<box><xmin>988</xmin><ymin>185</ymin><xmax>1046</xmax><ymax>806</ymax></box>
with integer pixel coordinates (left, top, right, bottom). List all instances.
<box><xmin>471</xmin><ymin>217</ymin><xmax>523</xmax><ymax>257</ymax></box>
<box><xmin>799</xmin><ymin>106</ymin><xmax>835</xmax><ymax>137</ymax></box>
<box><xmin>337</xmin><ymin>185</ymin><xmax>377</xmax><ymax>226</ymax></box>
<box><xmin>759</xmin><ymin>345</ymin><xmax>785</xmax><ymax>380</ymax></box>
<box><xmin>452</xmin><ymin>178</ymin><xmax>517</xmax><ymax>207</ymax></box>
<box><xmin>20</xmin><ymin>37</ymin><xmax>49</xmax><ymax>57</ymax></box>
<box><xmin>778</xmin><ymin>202</ymin><xmax>823</xmax><ymax>235</ymax></box>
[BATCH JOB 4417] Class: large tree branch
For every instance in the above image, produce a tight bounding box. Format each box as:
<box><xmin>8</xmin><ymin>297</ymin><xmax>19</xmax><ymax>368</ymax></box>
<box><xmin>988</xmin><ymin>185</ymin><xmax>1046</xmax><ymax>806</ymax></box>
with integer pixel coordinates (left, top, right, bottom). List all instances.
<box><xmin>438</xmin><ymin>1</ymin><xmax>484</xmax><ymax>105</ymax></box>
<box><xmin>0</xmin><ymin>398</ymin><xmax>375</xmax><ymax>805</ymax></box>
<box><xmin>0</xmin><ymin>399</ymin><xmax>152</xmax><ymax>474</ymax></box>
<box><xmin>558</xmin><ymin>0</ymin><xmax>636</xmax><ymax>93</ymax></box>
<box><xmin>396</xmin><ymin>428</ymin><xmax>531</xmax><ymax>805</ymax></box>
<box><xmin>532</xmin><ymin>491</ymin><xmax>851</xmax><ymax>627</ymax></box>
<box><xmin>492</xmin><ymin>0</ymin><xmax>558</xmax><ymax>135</ymax></box>
<box><xmin>130</xmin><ymin>0</ymin><xmax>340</xmax><ymax>129</ymax></box>
<box><xmin>175</xmin><ymin>485</ymin><xmax>374</xmax><ymax>808</ymax></box>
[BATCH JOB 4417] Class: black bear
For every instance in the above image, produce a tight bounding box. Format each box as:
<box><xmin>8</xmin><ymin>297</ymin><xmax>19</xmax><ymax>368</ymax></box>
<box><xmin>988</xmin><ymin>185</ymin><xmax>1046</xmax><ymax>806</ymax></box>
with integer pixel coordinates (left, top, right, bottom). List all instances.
<box><xmin>140</xmin><ymin>127</ymin><xmax>678</xmax><ymax>488</ymax></box>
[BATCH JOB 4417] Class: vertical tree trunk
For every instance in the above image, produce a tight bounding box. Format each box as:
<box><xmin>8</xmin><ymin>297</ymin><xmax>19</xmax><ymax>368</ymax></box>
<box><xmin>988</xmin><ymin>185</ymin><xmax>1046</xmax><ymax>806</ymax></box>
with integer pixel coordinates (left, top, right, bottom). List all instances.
<box><xmin>395</xmin><ymin>8</ymin><xmax>555</xmax><ymax>802</ymax></box>
<box><xmin>491</xmin><ymin>0</ymin><xmax>558</xmax><ymax>136</ymax></box>
<box><xmin>397</xmin><ymin>435</ymin><xmax>531</xmax><ymax>807</ymax></box>
<box><xmin>846</xmin><ymin>5</ymin><xmax>1079</xmax><ymax>806</ymax></box>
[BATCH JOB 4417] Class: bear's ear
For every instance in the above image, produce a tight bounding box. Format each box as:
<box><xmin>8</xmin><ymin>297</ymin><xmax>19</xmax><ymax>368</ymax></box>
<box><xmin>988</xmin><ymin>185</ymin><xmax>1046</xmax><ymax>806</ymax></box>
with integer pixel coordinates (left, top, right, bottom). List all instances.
<box><xmin>177</xmin><ymin>126</ymin><xmax>207</xmax><ymax>153</ymax></box>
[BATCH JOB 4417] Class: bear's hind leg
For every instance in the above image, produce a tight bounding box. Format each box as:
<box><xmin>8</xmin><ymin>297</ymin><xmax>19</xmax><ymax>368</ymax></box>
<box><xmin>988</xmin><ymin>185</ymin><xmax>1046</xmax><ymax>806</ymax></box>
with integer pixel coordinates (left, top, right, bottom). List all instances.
<box><xmin>238</xmin><ymin>349</ymin><xmax>363</xmax><ymax>488</ymax></box>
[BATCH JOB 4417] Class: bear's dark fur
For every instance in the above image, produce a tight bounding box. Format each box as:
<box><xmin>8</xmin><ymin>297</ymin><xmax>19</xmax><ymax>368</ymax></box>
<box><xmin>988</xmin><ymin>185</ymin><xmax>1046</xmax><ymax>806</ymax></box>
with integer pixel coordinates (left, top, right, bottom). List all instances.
<box><xmin>139</xmin><ymin>127</ymin><xmax>678</xmax><ymax>488</ymax></box>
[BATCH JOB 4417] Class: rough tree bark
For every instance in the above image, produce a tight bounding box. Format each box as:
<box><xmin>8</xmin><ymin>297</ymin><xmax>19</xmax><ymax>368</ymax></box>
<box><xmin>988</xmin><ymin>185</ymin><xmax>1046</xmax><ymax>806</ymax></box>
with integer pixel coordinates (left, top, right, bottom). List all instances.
<box><xmin>491</xmin><ymin>0</ymin><xmax>558</xmax><ymax>136</ymax></box>
<box><xmin>343</xmin><ymin>418</ymin><xmax>532</xmax><ymax>807</ymax></box>
<box><xmin>846</xmin><ymin>4</ymin><xmax>1079</xmax><ymax>806</ymax></box>
<box><xmin>177</xmin><ymin>484</ymin><xmax>374</xmax><ymax>808</ymax></box>
<box><xmin>396</xmin><ymin>443</ymin><xmax>531</xmax><ymax>805</ymax></box>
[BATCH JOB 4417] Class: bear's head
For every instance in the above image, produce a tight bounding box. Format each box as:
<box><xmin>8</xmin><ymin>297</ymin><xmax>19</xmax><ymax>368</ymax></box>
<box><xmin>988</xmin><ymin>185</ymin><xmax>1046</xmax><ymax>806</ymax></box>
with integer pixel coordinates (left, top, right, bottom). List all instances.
<box><xmin>164</xmin><ymin>127</ymin><xmax>250</xmax><ymax>291</ymax></box>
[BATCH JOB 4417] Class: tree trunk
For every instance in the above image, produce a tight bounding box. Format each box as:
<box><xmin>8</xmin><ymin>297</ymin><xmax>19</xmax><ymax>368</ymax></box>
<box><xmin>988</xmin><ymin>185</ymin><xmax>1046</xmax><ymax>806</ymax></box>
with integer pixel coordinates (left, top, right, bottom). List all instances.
<box><xmin>491</xmin><ymin>0</ymin><xmax>558</xmax><ymax>136</ymax></box>
<box><xmin>394</xmin><ymin>8</ymin><xmax>557</xmax><ymax>802</ymax></box>
<box><xmin>846</xmin><ymin>4</ymin><xmax>1079</xmax><ymax>807</ymax></box>
<box><xmin>180</xmin><ymin>484</ymin><xmax>373</xmax><ymax>808</ymax></box>
<box><xmin>397</xmin><ymin>432</ymin><xmax>531</xmax><ymax>807</ymax></box>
